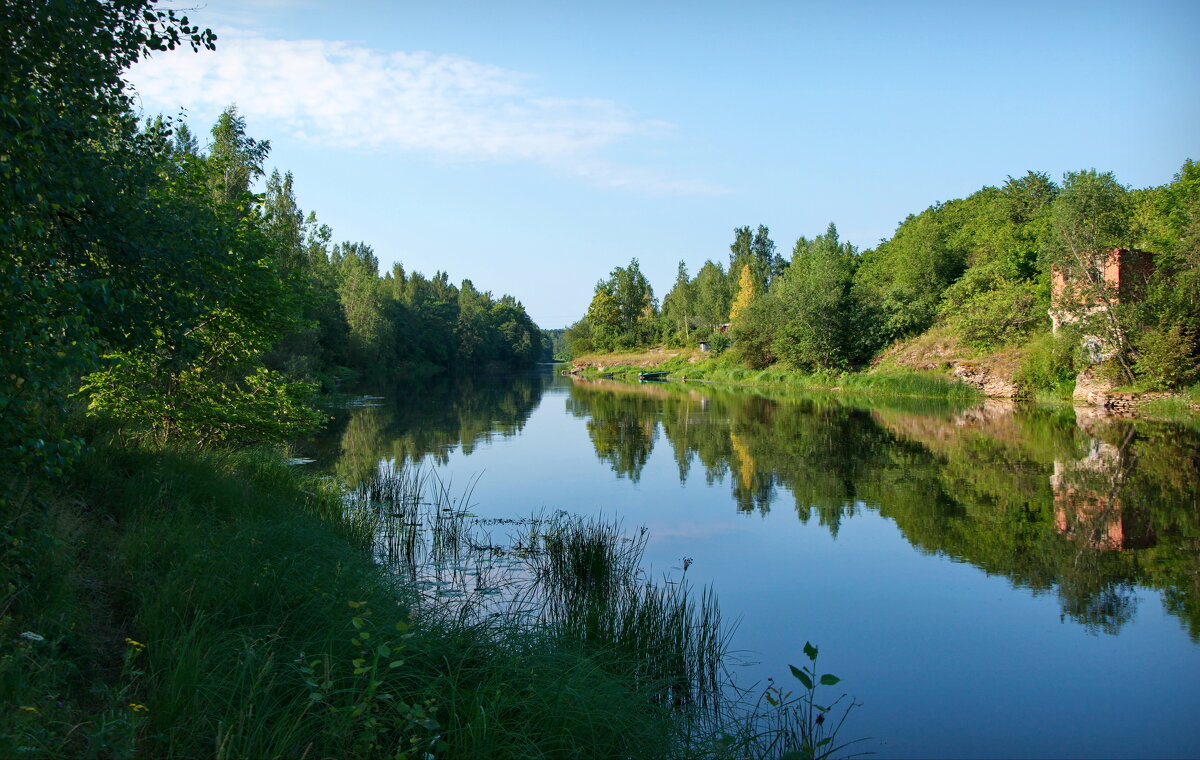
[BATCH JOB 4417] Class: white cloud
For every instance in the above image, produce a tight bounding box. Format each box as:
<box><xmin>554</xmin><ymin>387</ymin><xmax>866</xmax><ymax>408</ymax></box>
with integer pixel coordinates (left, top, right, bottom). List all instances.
<box><xmin>128</xmin><ymin>34</ymin><xmax>727</xmax><ymax>195</ymax></box>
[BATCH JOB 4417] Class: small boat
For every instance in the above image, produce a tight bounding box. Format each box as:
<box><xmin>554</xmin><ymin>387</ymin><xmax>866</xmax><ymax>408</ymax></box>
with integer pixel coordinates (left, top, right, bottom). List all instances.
<box><xmin>638</xmin><ymin>371</ymin><xmax>670</xmax><ymax>381</ymax></box>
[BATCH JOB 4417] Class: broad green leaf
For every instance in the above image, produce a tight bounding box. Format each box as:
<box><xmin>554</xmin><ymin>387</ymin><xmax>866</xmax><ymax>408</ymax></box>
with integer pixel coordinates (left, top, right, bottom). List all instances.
<box><xmin>789</xmin><ymin>664</ymin><xmax>813</xmax><ymax>689</ymax></box>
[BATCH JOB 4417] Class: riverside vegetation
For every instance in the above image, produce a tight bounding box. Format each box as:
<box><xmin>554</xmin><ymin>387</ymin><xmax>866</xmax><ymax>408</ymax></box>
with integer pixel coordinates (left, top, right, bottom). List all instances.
<box><xmin>563</xmin><ymin>161</ymin><xmax>1200</xmax><ymax>405</ymax></box>
<box><xmin>1</xmin><ymin>3</ymin><xmax>863</xmax><ymax>758</ymax></box>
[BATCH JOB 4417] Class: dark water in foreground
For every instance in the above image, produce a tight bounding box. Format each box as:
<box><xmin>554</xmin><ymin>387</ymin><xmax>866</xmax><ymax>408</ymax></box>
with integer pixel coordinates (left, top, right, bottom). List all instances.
<box><xmin>299</xmin><ymin>368</ymin><xmax>1200</xmax><ymax>759</ymax></box>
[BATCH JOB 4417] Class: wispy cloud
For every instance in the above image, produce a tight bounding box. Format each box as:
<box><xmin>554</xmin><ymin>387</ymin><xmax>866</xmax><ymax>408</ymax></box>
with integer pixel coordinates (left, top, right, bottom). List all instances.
<box><xmin>128</xmin><ymin>34</ymin><xmax>727</xmax><ymax>195</ymax></box>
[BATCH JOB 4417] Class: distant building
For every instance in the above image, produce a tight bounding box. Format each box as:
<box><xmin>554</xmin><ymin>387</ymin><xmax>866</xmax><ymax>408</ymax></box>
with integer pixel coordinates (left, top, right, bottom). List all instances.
<box><xmin>698</xmin><ymin>341</ymin><xmax>711</xmax><ymax>353</ymax></box>
<box><xmin>1049</xmin><ymin>248</ymin><xmax>1154</xmax><ymax>334</ymax></box>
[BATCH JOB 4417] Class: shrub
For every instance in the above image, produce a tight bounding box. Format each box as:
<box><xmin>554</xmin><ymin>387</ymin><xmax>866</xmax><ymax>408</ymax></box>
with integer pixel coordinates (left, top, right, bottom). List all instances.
<box><xmin>1136</xmin><ymin>324</ymin><xmax>1200</xmax><ymax>390</ymax></box>
<box><xmin>938</xmin><ymin>264</ymin><xmax>1045</xmax><ymax>349</ymax></box>
<box><xmin>1014</xmin><ymin>331</ymin><xmax>1077</xmax><ymax>397</ymax></box>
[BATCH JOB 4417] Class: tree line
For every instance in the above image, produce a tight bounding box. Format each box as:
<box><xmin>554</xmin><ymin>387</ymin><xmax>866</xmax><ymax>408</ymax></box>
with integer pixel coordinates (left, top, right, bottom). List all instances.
<box><xmin>1</xmin><ymin>1</ymin><xmax>543</xmax><ymax>502</ymax></box>
<box><xmin>567</xmin><ymin>166</ymin><xmax>1200</xmax><ymax>391</ymax></box>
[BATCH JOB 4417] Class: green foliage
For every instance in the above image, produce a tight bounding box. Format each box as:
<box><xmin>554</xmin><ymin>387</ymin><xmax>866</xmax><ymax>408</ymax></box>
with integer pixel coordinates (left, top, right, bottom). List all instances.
<box><xmin>0</xmin><ymin>0</ymin><xmax>213</xmax><ymax>496</ymax></box>
<box><xmin>661</xmin><ymin>260</ymin><xmax>696</xmax><ymax>345</ymax></box>
<box><xmin>542</xmin><ymin>327</ymin><xmax>571</xmax><ymax>360</ymax></box>
<box><xmin>729</xmin><ymin>295</ymin><xmax>778</xmax><ymax>369</ymax></box>
<box><xmin>692</xmin><ymin>260</ymin><xmax>733</xmax><ymax>337</ymax></box>
<box><xmin>776</xmin><ymin>643</ymin><xmax>863</xmax><ymax>760</ymax></box>
<box><xmin>1014</xmin><ymin>331</ymin><xmax>1078</xmax><ymax>398</ymax></box>
<box><xmin>83</xmin><ymin>361</ymin><xmax>325</xmax><ymax>447</ymax></box>
<box><xmin>573</xmin><ymin>162</ymin><xmax>1199</xmax><ymax>399</ymax></box>
<box><xmin>1135</xmin><ymin>324</ymin><xmax>1200</xmax><ymax>390</ymax></box>
<box><xmin>1130</xmin><ymin>160</ymin><xmax>1200</xmax><ymax>389</ymax></box>
<box><xmin>1</xmin><ymin>0</ymin><xmax>545</xmax><ymax>513</ymax></box>
<box><xmin>717</xmin><ymin>642</ymin><xmax>864</xmax><ymax>760</ymax></box>
<box><xmin>1048</xmin><ymin>169</ymin><xmax>1137</xmax><ymax>381</ymax></box>
<box><xmin>728</xmin><ymin>224</ymin><xmax>781</xmax><ymax>298</ymax></box>
<box><xmin>1049</xmin><ymin>169</ymin><xmax>1132</xmax><ymax>263</ymax></box>
<box><xmin>854</xmin><ymin>205</ymin><xmax>967</xmax><ymax>344</ymax></box>
<box><xmin>772</xmin><ymin>223</ymin><xmax>870</xmax><ymax>371</ymax></box>
<box><xmin>564</xmin><ymin>317</ymin><xmax>596</xmax><ymax>356</ymax></box>
<box><xmin>579</xmin><ymin>259</ymin><xmax>658</xmax><ymax>351</ymax></box>
<box><xmin>938</xmin><ymin>262</ymin><xmax>1044</xmax><ymax>348</ymax></box>
<box><xmin>1</xmin><ymin>445</ymin><xmax>698</xmax><ymax>759</ymax></box>
<box><xmin>207</xmin><ymin>105</ymin><xmax>271</xmax><ymax>208</ymax></box>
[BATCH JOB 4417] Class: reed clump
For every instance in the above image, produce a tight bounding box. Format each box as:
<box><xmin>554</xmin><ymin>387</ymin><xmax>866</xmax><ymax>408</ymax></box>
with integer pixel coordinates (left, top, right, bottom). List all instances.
<box><xmin>350</xmin><ymin>468</ymin><xmax>730</xmax><ymax>713</ymax></box>
<box><xmin>527</xmin><ymin>514</ymin><xmax>725</xmax><ymax>708</ymax></box>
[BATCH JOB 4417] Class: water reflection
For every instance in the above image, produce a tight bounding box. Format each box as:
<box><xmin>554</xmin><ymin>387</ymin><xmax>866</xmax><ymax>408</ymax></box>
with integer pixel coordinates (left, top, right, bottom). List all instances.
<box><xmin>309</xmin><ymin>371</ymin><xmax>1200</xmax><ymax>641</ymax></box>
<box><xmin>564</xmin><ymin>379</ymin><xmax>1200</xmax><ymax>639</ymax></box>
<box><xmin>304</xmin><ymin>372</ymin><xmax>551</xmax><ymax>484</ymax></box>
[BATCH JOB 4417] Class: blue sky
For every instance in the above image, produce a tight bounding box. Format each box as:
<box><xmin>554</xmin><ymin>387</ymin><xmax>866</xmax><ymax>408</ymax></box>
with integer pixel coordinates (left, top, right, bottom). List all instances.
<box><xmin>128</xmin><ymin>0</ymin><xmax>1199</xmax><ymax>328</ymax></box>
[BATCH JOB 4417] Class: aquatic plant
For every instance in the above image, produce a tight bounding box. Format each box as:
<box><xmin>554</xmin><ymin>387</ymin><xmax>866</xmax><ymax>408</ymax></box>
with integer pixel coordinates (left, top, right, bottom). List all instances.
<box><xmin>718</xmin><ymin>641</ymin><xmax>867</xmax><ymax>760</ymax></box>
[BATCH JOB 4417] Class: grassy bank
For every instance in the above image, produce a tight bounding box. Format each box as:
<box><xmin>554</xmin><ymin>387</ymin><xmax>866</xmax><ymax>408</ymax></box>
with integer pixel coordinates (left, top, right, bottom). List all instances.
<box><xmin>1140</xmin><ymin>383</ymin><xmax>1200</xmax><ymax>421</ymax></box>
<box><xmin>1</xmin><ymin>444</ymin><xmax>706</xmax><ymax>759</ymax></box>
<box><xmin>570</xmin><ymin>349</ymin><xmax>981</xmax><ymax>402</ymax></box>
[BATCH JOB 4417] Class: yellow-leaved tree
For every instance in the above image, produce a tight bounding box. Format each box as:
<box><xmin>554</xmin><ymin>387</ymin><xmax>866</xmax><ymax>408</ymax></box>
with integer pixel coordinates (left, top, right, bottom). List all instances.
<box><xmin>729</xmin><ymin>263</ymin><xmax>759</xmax><ymax>324</ymax></box>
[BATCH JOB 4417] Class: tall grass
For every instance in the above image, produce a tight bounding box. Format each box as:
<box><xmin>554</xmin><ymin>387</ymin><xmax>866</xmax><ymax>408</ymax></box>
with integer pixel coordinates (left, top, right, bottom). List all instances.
<box><xmin>1141</xmin><ymin>383</ymin><xmax>1200</xmax><ymax>421</ymax></box>
<box><xmin>528</xmin><ymin>514</ymin><xmax>726</xmax><ymax>708</ymax></box>
<box><xmin>350</xmin><ymin>468</ymin><xmax>731</xmax><ymax>715</ymax></box>
<box><xmin>681</xmin><ymin>363</ymin><xmax>979</xmax><ymax>401</ymax></box>
<box><xmin>580</xmin><ymin>354</ymin><xmax>980</xmax><ymax>401</ymax></box>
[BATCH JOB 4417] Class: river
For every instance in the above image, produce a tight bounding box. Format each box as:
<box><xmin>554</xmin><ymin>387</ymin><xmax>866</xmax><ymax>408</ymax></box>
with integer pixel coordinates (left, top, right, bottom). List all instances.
<box><xmin>298</xmin><ymin>367</ymin><xmax>1200</xmax><ymax>759</ymax></box>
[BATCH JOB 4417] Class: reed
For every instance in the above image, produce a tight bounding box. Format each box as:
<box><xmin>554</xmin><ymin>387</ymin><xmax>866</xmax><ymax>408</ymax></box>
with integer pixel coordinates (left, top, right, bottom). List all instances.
<box><xmin>526</xmin><ymin>513</ymin><xmax>727</xmax><ymax>708</ymax></box>
<box><xmin>3</xmin><ymin>445</ymin><xmax>687</xmax><ymax>759</ymax></box>
<box><xmin>351</xmin><ymin>469</ymin><xmax>731</xmax><ymax>712</ymax></box>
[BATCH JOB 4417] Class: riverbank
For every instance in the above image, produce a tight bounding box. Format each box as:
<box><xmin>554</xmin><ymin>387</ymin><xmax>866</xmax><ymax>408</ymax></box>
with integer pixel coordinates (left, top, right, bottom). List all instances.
<box><xmin>567</xmin><ymin>346</ymin><xmax>1200</xmax><ymax>413</ymax></box>
<box><xmin>1</xmin><ymin>441</ymin><xmax>731</xmax><ymax>758</ymax></box>
<box><xmin>567</xmin><ymin>348</ymin><xmax>982</xmax><ymax>401</ymax></box>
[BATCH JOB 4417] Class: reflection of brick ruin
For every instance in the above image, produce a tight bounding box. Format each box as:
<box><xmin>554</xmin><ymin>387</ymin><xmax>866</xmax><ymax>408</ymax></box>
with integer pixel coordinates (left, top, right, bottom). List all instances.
<box><xmin>1051</xmin><ymin>438</ymin><xmax>1155</xmax><ymax>551</ymax></box>
<box><xmin>1049</xmin><ymin>248</ymin><xmax>1153</xmax><ymax>334</ymax></box>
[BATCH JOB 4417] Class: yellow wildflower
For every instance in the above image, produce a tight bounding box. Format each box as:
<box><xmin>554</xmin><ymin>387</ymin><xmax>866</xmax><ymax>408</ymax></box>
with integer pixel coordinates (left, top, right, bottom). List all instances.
<box><xmin>124</xmin><ymin>638</ymin><xmax>145</xmax><ymax>649</ymax></box>
<box><xmin>19</xmin><ymin>706</ymin><xmax>37</xmax><ymax>713</ymax></box>
<box><xmin>129</xmin><ymin>703</ymin><xmax>148</xmax><ymax>713</ymax></box>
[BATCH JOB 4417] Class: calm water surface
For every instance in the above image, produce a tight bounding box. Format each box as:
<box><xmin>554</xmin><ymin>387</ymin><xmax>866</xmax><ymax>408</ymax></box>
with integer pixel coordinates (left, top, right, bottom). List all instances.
<box><xmin>301</xmin><ymin>368</ymin><xmax>1200</xmax><ymax>759</ymax></box>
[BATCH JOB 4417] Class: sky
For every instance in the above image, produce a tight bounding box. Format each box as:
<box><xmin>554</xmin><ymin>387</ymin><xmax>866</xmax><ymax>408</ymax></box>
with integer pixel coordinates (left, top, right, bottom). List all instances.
<box><xmin>127</xmin><ymin>0</ymin><xmax>1200</xmax><ymax>328</ymax></box>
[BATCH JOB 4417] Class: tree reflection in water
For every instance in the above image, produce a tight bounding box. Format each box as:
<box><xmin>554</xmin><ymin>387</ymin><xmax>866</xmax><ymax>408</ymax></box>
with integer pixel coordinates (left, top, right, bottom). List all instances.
<box><xmin>564</xmin><ymin>379</ymin><xmax>1200</xmax><ymax>639</ymax></box>
<box><xmin>308</xmin><ymin>372</ymin><xmax>550</xmax><ymax>485</ymax></box>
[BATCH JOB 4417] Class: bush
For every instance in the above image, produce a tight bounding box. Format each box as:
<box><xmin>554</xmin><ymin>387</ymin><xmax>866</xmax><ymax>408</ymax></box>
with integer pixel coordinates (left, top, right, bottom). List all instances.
<box><xmin>938</xmin><ymin>264</ymin><xmax>1045</xmax><ymax>349</ymax></box>
<box><xmin>1136</xmin><ymin>324</ymin><xmax>1200</xmax><ymax>390</ymax></box>
<box><xmin>729</xmin><ymin>297</ymin><xmax>777</xmax><ymax>369</ymax></box>
<box><xmin>1014</xmin><ymin>331</ymin><xmax>1077</xmax><ymax>397</ymax></box>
